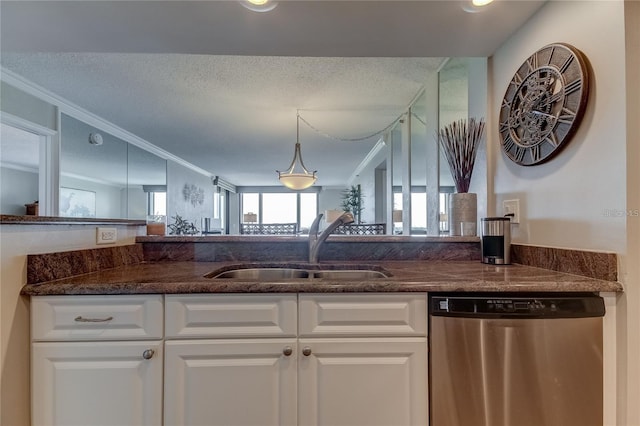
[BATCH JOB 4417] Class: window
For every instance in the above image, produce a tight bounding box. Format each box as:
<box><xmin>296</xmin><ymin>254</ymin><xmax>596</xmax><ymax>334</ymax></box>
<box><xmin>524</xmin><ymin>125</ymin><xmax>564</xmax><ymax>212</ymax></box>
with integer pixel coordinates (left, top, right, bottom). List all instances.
<box><xmin>411</xmin><ymin>192</ymin><xmax>427</xmax><ymax>231</ymax></box>
<box><xmin>299</xmin><ymin>193</ymin><xmax>318</xmax><ymax>231</ymax></box>
<box><xmin>392</xmin><ymin>190</ymin><xmax>429</xmax><ymax>233</ymax></box>
<box><xmin>240</xmin><ymin>191</ymin><xmax>318</xmax><ymax>233</ymax></box>
<box><xmin>439</xmin><ymin>187</ymin><xmax>454</xmax><ymax>234</ymax></box>
<box><xmin>262</xmin><ymin>193</ymin><xmax>297</xmax><ymax>224</ymax></box>
<box><xmin>148</xmin><ymin>191</ymin><xmax>166</xmax><ymax>216</ymax></box>
<box><xmin>241</xmin><ymin>193</ymin><xmax>259</xmax><ymax>222</ymax></box>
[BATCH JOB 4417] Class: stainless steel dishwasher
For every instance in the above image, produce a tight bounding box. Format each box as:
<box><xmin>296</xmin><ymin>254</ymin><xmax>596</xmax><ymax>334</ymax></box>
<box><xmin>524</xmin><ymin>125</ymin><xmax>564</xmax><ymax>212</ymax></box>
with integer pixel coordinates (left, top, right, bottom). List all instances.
<box><xmin>429</xmin><ymin>293</ymin><xmax>605</xmax><ymax>426</ymax></box>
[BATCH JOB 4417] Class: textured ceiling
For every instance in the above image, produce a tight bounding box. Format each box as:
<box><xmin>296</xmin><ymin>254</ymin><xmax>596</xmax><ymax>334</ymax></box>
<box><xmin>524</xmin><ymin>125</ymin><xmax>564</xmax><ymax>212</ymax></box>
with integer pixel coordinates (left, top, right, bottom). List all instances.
<box><xmin>0</xmin><ymin>0</ymin><xmax>546</xmax><ymax>187</ymax></box>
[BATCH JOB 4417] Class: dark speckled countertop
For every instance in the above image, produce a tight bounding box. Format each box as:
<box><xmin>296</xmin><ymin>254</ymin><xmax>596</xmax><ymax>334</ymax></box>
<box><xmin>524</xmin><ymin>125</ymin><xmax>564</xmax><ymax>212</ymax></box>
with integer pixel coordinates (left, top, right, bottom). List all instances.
<box><xmin>20</xmin><ymin>260</ymin><xmax>623</xmax><ymax>296</ymax></box>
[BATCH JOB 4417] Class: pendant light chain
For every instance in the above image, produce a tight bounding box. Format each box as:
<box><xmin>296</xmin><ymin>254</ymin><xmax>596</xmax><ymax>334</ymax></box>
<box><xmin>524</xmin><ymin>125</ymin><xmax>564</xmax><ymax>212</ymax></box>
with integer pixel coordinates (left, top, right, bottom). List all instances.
<box><xmin>297</xmin><ymin>110</ymin><xmax>300</xmax><ymax>145</ymax></box>
<box><xmin>297</xmin><ymin>111</ymin><xmax>406</xmax><ymax>143</ymax></box>
<box><xmin>294</xmin><ymin>111</ymin><xmax>314</xmax><ymax>174</ymax></box>
<box><xmin>296</xmin><ymin>86</ymin><xmax>427</xmax><ymax>142</ymax></box>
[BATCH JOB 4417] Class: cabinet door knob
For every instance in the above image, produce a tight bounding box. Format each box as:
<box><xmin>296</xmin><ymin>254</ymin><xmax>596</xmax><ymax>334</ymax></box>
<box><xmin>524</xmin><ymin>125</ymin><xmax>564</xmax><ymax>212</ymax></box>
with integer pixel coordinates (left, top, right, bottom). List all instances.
<box><xmin>282</xmin><ymin>346</ymin><xmax>293</xmax><ymax>356</ymax></box>
<box><xmin>302</xmin><ymin>346</ymin><xmax>312</xmax><ymax>356</ymax></box>
<box><xmin>142</xmin><ymin>349</ymin><xmax>155</xmax><ymax>360</ymax></box>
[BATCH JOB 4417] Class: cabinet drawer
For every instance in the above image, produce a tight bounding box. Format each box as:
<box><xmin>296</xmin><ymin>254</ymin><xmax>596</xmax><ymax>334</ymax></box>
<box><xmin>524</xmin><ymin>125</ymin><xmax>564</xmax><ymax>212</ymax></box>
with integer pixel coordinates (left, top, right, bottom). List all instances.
<box><xmin>31</xmin><ymin>295</ymin><xmax>164</xmax><ymax>341</ymax></box>
<box><xmin>299</xmin><ymin>293</ymin><xmax>427</xmax><ymax>337</ymax></box>
<box><xmin>165</xmin><ymin>294</ymin><xmax>297</xmax><ymax>338</ymax></box>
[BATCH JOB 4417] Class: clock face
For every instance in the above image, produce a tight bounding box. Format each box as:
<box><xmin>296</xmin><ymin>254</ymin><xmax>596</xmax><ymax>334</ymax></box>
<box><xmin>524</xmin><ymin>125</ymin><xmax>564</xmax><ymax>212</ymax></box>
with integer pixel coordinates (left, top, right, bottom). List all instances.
<box><xmin>499</xmin><ymin>43</ymin><xmax>590</xmax><ymax>166</ymax></box>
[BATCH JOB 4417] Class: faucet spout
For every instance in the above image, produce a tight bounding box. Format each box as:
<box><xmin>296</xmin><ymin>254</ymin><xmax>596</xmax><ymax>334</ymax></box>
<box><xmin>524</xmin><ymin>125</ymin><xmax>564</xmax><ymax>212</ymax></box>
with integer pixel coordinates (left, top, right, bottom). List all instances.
<box><xmin>309</xmin><ymin>211</ymin><xmax>355</xmax><ymax>263</ymax></box>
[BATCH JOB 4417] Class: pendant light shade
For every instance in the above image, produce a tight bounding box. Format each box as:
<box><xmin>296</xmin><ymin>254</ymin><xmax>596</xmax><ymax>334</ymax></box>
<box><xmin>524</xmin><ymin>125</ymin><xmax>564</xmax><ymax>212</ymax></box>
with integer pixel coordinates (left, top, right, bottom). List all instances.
<box><xmin>277</xmin><ymin>113</ymin><xmax>317</xmax><ymax>190</ymax></box>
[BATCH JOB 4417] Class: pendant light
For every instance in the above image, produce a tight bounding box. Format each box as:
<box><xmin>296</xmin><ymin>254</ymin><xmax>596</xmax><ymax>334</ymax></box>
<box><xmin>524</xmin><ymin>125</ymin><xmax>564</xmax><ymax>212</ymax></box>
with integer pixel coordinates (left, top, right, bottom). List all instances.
<box><xmin>277</xmin><ymin>112</ymin><xmax>317</xmax><ymax>190</ymax></box>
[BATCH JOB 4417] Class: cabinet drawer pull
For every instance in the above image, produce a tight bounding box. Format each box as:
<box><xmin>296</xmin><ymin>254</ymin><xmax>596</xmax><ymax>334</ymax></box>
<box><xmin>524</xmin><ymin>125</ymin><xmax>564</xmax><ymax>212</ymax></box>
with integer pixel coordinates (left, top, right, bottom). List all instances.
<box><xmin>282</xmin><ymin>346</ymin><xmax>293</xmax><ymax>356</ymax></box>
<box><xmin>74</xmin><ymin>316</ymin><xmax>114</xmax><ymax>323</ymax></box>
<box><xmin>302</xmin><ymin>346</ymin><xmax>312</xmax><ymax>356</ymax></box>
<box><xmin>142</xmin><ymin>349</ymin><xmax>155</xmax><ymax>360</ymax></box>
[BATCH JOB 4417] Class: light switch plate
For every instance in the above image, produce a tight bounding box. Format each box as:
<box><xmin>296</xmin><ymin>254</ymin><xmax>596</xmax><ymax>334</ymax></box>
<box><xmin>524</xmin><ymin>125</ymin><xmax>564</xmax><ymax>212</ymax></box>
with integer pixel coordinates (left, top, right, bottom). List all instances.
<box><xmin>503</xmin><ymin>199</ymin><xmax>520</xmax><ymax>224</ymax></box>
<box><xmin>96</xmin><ymin>227</ymin><xmax>117</xmax><ymax>244</ymax></box>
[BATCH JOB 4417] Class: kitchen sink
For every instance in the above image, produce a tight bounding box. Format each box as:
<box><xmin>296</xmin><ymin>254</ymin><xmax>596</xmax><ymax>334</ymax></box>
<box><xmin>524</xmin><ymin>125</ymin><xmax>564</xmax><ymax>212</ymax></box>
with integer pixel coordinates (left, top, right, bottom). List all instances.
<box><xmin>212</xmin><ymin>268</ymin><xmax>310</xmax><ymax>280</ymax></box>
<box><xmin>207</xmin><ymin>264</ymin><xmax>391</xmax><ymax>280</ymax></box>
<box><xmin>310</xmin><ymin>270</ymin><xmax>388</xmax><ymax>279</ymax></box>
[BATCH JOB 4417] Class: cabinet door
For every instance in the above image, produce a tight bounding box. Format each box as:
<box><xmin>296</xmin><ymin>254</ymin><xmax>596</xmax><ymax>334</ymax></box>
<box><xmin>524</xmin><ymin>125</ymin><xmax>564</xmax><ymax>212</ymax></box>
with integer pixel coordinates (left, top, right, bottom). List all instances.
<box><xmin>32</xmin><ymin>341</ymin><xmax>162</xmax><ymax>426</ymax></box>
<box><xmin>165</xmin><ymin>339</ymin><xmax>297</xmax><ymax>426</ymax></box>
<box><xmin>298</xmin><ymin>337</ymin><xmax>428</xmax><ymax>426</ymax></box>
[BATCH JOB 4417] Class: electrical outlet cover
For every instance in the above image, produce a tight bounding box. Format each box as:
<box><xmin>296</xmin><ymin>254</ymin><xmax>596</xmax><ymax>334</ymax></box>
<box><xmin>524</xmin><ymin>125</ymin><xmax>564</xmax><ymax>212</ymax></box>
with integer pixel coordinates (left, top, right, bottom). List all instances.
<box><xmin>96</xmin><ymin>227</ymin><xmax>117</xmax><ymax>244</ymax></box>
<box><xmin>503</xmin><ymin>199</ymin><xmax>520</xmax><ymax>224</ymax></box>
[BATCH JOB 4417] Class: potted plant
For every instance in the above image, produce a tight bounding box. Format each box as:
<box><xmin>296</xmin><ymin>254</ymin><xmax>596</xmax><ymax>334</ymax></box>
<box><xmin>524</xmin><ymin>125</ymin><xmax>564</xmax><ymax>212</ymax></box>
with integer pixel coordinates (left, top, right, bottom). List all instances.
<box><xmin>340</xmin><ymin>184</ymin><xmax>364</xmax><ymax>224</ymax></box>
<box><xmin>167</xmin><ymin>214</ymin><xmax>199</xmax><ymax>235</ymax></box>
<box><xmin>438</xmin><ymin>118</ymin><xmax>485</xmax><ymax>236</ymax></box>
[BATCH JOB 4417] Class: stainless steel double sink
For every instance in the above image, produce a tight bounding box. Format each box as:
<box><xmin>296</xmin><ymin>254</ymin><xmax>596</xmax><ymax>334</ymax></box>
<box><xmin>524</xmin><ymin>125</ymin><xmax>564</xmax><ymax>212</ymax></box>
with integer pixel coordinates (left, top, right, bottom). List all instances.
<box><xmin>206</xmin><ymin>264</ymin><xmax>391</xmax><ymax>281</ymax></box>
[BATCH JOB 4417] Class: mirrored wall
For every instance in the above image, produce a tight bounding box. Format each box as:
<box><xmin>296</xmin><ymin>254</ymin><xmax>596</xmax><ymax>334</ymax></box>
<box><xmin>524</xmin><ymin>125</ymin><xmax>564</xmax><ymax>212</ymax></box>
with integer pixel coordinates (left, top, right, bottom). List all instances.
<box><xmin>59</xmin><ymin>114</ymin><xmax>167</xmax><ymax>219</ymax></box>
<box><xmin>438</xmin><ymin>58</ymin><xmax>471</xmax><ymax>234</ymax></box>
<box><xmin>380</xmin><ymin>58</ymin><xmax>471</xmax><ymax>235</ymax></box>
<box><xmin>0</xmin><ymin>122</ymin><xmax>43</xmax><ymax>215</ymax></box>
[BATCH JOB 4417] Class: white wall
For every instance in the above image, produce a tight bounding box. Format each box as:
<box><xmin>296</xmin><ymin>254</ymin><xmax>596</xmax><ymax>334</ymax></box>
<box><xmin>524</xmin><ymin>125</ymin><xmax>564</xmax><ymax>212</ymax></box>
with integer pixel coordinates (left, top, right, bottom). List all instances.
<box><xmin>59</xmin><ymin>175</ymin><xmax>124</xmax><ymax>219</ymax></box>
<box><xmin>0</xmin><ymin>224</ymin><xmax>143</xmax><ymax>425</ymax></box>
<box><xmin>0</xmin><ymin>167</ymin><xmax>38</xmax><ymax>215</ymax></box>
<box><xmin>490</xmin><ymin>0</ymin><xmax>627</xmax><ymax>253</ymax></box>
<box><xmin>489</xmin><ymin>1</ymin><xmax>637</xmax><ymax>423</ymax></box>
<box><xmin>227</xmin><ymin>191</ymin><xmax>240</xmax><ymax>234</ymax></box>
<box><xmin>622</xmin><ymin>1</ymin><xmax>640</xmax><ymax>423</ymax></box>
<box><xmin>127</xmin><ymin>185</ymin><xmax>147</xmax><ymax>219</ymax></box>
<box><xmin>467</xmin><ymin>57</ymin><xmax>488</xmax><ymax>222</ymax></box>
<box><xmin>0</xmin><ymin>82</ymin><xmax>57</xmax><ymax>131</ymax></box>
<box><xmin>166</xmin><ymin>160</ymin><xmax>214</xmax><ymax>232</ymax></box>
<box><xmin>351</xmin><ymin>148</ymin><xmax>388</xmax><ymax>224</ymax></box>
<box><xmin>318</xmin><ymin>187</ymin><xmax>344</xmax><ymax>215</ymax></box>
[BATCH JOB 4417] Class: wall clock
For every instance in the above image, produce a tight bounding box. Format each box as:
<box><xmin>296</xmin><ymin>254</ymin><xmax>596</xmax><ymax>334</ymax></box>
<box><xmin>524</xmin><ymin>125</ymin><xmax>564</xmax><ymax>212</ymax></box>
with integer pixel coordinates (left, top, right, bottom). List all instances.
<box><xmin>499</xmin><ymin>42</ymin><xmax>590</xmax><ymax>166</ymax></box>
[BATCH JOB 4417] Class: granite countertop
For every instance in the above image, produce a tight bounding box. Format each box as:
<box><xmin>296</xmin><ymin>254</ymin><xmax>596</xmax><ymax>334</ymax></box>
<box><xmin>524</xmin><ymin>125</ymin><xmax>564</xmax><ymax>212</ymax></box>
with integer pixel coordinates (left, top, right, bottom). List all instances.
<box><xmin>0</xmin><ymin>214</ymin><xmax>145</xmax><ymax>226</ymax></box>
<box><xmin>20</xmin><ymin>260</ymin><xmax>623</xmax><ymax>296</ymax></box>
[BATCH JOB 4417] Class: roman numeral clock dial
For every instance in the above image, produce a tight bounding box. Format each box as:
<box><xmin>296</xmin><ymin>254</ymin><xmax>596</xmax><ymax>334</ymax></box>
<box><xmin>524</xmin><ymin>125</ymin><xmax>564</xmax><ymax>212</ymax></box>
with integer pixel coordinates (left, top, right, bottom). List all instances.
<box><xmin>499</xmin><ymin>43</ymin><xmax>590</xmax><ymax>166</ymax></box>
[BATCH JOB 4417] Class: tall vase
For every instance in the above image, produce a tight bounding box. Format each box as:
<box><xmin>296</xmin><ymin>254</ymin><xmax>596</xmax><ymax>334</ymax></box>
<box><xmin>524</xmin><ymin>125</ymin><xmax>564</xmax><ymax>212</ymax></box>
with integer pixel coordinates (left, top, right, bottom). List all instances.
<box><xmin>448</xmin><ymin>192</ymin><xmax>477</xmax><ymax>236</ymax></box>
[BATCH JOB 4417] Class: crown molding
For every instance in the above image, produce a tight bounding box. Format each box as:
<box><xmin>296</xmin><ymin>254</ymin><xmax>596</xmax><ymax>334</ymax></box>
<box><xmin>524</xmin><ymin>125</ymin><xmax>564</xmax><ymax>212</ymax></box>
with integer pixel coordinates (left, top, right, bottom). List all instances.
<box><xmin>0</xmin><ymin>111</ymin><xmax>58</xmax><ymax>136</ymax></box>
<box><xmin>347</xmin><ymin>137</ymin><xmax>386</xmax><ymax>186</ymax></box>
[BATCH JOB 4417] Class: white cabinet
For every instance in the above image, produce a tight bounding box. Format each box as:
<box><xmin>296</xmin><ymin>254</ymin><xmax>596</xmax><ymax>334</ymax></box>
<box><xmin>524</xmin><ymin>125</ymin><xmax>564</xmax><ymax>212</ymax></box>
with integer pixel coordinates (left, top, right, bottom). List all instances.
<box><xmin>298</xmin><ymin>293</ymin><xmax>427</xmax><ymax>337</ymax></box>
<box><xmin>164</xmin><ymin>339</ymin><xmax>298</xmax><ymax>426</ymax></box>
<box><xmin>32</xmin><ymin>340</ymin><xmax>163</xmax><ymax>426</ymax></box>
<box><xmin>297</xmin><ymin>338</ymin><xmax>427</xmax><ymax>426</ymax></box>
<box><xmin>164</xmin><ymin>294</ymin><xmax>299</xmax><ymax>426</ymax></box>
<box><xmin>31</xmin><ymin>295</ymin><xmax>163</xmax><ymax>426</ymax></box>
<box><xmin>32</xmin><ymin>295</ymin><xmax>163</xmax><ymax>341</ymax></box>
<box><xmin>165</xmin><ymin>293</ymin><xmax>297</xmax><ymax>339</ymax></box>
<box><xmin>165</xmin><ymin>293</ymin><xmax>428</xmax><ymax>426</ymax></box>
<box><xmin>31</xmin><ymin>293</ymin><xmax>428</xmax><ymax>426</ymax></box>
<box><xmin>298</xmin><ymin>294</ymin><xmax>428</xmax><ymax>426</ymax></box>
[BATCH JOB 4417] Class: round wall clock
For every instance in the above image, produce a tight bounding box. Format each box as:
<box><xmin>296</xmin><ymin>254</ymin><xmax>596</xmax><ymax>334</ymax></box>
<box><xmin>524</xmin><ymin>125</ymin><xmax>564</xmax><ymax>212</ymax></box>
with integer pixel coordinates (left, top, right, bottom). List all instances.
<box><xmin>499</xmin><ymin>42</ymin><xmax>590</xmax><ymax>166</ymax></box>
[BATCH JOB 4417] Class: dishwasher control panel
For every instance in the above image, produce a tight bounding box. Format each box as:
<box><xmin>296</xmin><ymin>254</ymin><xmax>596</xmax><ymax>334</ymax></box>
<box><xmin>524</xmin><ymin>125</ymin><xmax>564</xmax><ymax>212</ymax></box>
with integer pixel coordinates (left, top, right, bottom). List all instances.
<box><xmin>430</xmin><ymin>295</ymin><xmax>605</xmax><ymax>319</ymax></box>
<box><xmin>486</xmin><ymin>299</ymin><xmax>550</xmax><ymax>313</ymax></box>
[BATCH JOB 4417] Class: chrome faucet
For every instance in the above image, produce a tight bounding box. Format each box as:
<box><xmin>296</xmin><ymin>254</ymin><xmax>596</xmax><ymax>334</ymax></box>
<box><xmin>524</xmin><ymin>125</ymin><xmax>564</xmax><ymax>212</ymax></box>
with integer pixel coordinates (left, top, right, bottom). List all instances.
<box><xmin>308</xmin><ymin>211</ymin><xmax>355</xmax><ymax>263</ymax></box>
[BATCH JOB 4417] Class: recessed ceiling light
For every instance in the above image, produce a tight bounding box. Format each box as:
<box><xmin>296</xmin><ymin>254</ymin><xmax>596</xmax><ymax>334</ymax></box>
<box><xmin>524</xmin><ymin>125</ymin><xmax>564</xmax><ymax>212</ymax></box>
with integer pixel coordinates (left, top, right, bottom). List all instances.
<box><xmin>462</xmin><ymin>0</ymin><xmax>494</xmax><ymax>13</ymax></box>
<box><xmin>472</xmin><ymin>0</ymin><xmax>494</xmax><ymax>6</ymax></box>
<box><xmin>240</xmin><ymin>0</ymin><xmax>278</xmax><ymax>13</ymax></box>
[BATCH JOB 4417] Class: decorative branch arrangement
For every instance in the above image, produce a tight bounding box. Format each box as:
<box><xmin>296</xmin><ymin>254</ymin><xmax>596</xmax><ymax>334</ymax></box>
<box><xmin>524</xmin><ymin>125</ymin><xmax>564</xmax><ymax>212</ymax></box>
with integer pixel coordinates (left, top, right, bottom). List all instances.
<box><xmin>438</xmin><ymin>118</ymin><xmax>486</xmax><ymax>193</ymax></box>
